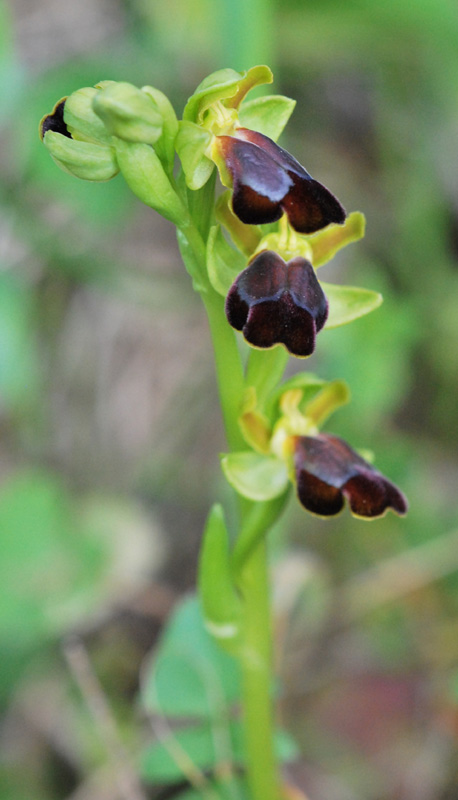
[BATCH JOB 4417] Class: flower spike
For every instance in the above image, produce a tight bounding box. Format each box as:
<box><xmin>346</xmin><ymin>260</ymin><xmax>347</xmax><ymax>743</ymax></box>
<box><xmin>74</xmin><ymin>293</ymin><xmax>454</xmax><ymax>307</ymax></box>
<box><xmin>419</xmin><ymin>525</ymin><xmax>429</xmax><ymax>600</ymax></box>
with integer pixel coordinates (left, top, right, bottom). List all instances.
<box><xmin>225</xmin><ymin>251</ymin><xmax>328</xmax><ymax>357</ymax></box>
<box><xmin>294</xmin><ymin>434</ymin><xmax>408</xmax><ymax>519</ymax></box>
<box><xmin>212</xmin><ymin>128</ymin><xmax>346</xmax><ymax>234</ymax></box>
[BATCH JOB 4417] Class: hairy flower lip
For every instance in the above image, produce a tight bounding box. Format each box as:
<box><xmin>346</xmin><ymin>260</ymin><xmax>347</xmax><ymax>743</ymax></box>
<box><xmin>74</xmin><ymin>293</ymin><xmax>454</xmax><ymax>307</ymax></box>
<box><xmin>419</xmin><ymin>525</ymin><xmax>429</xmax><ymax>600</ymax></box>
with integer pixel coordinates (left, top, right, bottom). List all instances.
<box><xmin>40</xmin><ymin>99</ymin><xmax>72</xmax><ymax>140</ymax></box>
<box><xmin>225</xmin><ymin>251</ymin><xmax>328</xmax><ymax>358</ymax></box>
<box><xmin>214</xmin><ymin>128</ymin><xmax>346</xmax><ymax>234</ymax></box>
<box><xmin>294</xmin><ymin>434</ymin><xmax>408</xmax><ymax>518</ymax></box>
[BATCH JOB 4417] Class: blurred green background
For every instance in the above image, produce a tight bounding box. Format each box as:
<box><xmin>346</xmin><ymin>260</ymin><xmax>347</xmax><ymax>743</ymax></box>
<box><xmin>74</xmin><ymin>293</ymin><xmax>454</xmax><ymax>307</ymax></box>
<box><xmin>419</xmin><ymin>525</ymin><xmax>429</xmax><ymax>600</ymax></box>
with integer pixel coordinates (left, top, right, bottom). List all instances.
<box><xmin>1</xmin><ymin>0</ymin><xmax>458</xmax><ymax>798</ymax></box>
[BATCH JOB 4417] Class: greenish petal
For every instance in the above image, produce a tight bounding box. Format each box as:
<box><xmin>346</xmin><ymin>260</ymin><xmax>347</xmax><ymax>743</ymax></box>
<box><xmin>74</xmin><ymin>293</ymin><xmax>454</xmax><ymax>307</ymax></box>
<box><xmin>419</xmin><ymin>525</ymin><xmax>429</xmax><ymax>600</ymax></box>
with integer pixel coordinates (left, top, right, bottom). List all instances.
<box><xmin>221</xmin><ymin>452</ymin><xmax>289</xmax><ymax>501</ymax></box>
<box><xmin>303</xmin><ymin>380</ymin><xmax>350</xmax><ymax>427</ymax></box>
<box><xmin>322</xmin><ymin>281</ymin><xmax>383</xmax><ymax>328</ymax></box>
<box><xmin>183</xmin><ymin>65</ymin><xmax>272</xmax><ymax>124</ymax></box>
<box><xmin>238</xmin><ymin>95</ymin><xmax>296</xmax><ymax>142</ymax></box>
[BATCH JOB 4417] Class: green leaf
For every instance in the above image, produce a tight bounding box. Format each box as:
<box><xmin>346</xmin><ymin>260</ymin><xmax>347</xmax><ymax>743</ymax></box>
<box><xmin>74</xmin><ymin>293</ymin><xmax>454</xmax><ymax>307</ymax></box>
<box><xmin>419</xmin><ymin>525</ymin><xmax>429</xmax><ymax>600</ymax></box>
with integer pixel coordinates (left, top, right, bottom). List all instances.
<box><xmin>183</xmin><ymin>66</ymin><xmax>272</xmax><ymax>124</ymax></box>
<box><xmin>310</xmin><ymin>211</ymin><xmax>366</xmax><ymax>268</ymax></box>
<box><xmin>171</xmin><ymin>776</ymin><xmax>250</xmax><ymax>800</ymax></box>
<box><xmin>141</xmin><ymin>720</ymin><xmax>244</xmax><ymax>783</ymax></box>
<box><xmin>43</xmin><ymin>130</ymin><xmax>119</xmax><ymax>181</ymax></box>
<box><xmin>321</xmin><ymin>282</ymin><xmax>383</xmax><ymax>328</ymax></box>
<box><xmin>175</xmin><ymin>120</ymin><xmax>213</xmax><ymax>190</ymax></box>
<box><xmin>141</xmin><ymin>595</ymin><xmax>241</xmax><ymax>718</ymax></box>
<box><xmin>238</xmin><ymin>95</ymin><xmax>296</xmax><ymax>141</ymax></box>
<box><xmin>206</xmin><ymin>225</ymin><xmax>246</xmax><ymax>296</ymax></box>
<box><xmin>221</xmin><ymin>452</ymin><xmax>289</xmax><ymax>501</ymax></box>
<box><xmin>140</xmin><ymin>719</ymin><xmax>299</xmax><ymax>784</ymax></box>
<box><xmin>198</xmin><ymin>505</ymin><xmax>241</xmax><ymax>650</ymax></box>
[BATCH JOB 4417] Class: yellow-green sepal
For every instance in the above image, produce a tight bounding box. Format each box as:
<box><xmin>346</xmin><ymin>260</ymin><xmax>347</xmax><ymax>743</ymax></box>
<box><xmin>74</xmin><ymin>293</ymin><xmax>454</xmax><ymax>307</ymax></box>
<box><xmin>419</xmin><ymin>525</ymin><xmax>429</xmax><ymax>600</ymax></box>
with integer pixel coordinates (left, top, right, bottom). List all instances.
<box><xmin>221</xmin><ymin>452</ymin><xmax>289</xmax><ymax>501</ymax></box>
<box><xmin>206</xmin><ymin>224</ymin><xmax>246</xmax><ymax>296</ymax></box>
<box><xmin>183</xmin><ymin>65</ymin><xmax>273</xmax><ymax>124</ymax></box>
<box><xmin>198</xmin><ymin>504</ymin><xmax>241</xmax><ymax>653</ymax></box>
<box><xmin>175</xmin><ymin>120</ymin><xmax>213</xmax><ymax>190</ymax></box>
<box><xmin>238</xmin><ymin>94</ymin><xmax>296</xmax><ymax>142</ymax></box>
<box><xmin>322</xmin><ymin>282</ymin><xmax>383</xmax><ymax>328</ymax></box>
<box><xmin>42</xmin><ymin>130</ymin><xmax>119</xmax><ymax>181</ymax></box>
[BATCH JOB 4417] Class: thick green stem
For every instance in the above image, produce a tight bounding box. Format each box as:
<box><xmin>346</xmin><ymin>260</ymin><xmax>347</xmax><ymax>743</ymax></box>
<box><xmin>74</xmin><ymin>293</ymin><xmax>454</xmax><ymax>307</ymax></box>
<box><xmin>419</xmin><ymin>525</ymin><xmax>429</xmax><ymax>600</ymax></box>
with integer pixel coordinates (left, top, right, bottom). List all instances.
<box><xmin>237</xmin><ymin>538</ymin><xmax>280</xmax><ymax>800</ymax></box>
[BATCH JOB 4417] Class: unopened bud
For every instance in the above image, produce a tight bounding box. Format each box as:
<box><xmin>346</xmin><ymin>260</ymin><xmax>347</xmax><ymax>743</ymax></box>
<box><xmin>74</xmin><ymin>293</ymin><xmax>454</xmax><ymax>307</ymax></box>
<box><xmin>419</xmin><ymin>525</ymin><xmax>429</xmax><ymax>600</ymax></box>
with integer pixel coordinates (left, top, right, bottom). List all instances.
<box><xmin>92</xmin><ymin>82</ymin><xmax>163</xmax><ymax>145</ymax></box>
<box><xmin>43</xmin><ymin>130</ymin><xmax>119</xmax><ymax>181</ymax></box>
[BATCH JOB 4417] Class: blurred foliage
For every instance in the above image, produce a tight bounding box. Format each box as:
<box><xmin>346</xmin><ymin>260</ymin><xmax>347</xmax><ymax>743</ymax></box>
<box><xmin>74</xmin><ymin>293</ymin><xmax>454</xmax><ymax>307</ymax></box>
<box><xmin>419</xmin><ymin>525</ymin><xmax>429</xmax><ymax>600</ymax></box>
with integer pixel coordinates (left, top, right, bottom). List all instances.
<box><xmin>1</xmin><ymin>0</ymin><xmax>458</xmax><ymax>799</ymax></box>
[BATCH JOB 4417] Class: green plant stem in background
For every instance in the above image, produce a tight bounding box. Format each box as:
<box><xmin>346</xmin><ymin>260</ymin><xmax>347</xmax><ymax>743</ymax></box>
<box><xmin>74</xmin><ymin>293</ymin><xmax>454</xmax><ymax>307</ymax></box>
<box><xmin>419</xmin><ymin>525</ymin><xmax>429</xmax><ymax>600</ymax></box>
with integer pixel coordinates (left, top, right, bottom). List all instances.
<box><xmin>218</xmin><ymin>0</ymin><xmax>275</xmax><ymax>73</ymax></box>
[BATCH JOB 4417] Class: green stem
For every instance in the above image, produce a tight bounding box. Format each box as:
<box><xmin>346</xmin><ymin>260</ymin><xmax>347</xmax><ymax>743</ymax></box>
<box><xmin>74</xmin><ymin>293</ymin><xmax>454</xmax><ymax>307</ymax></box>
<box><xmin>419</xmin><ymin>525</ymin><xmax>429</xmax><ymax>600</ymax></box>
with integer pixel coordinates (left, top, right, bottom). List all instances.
<box><xmin>178</xmin><ymin>204</ymin><xmax>281</xmax><ymax>800</ymax></box>
<box><xmin>201</xmin><ymin>289</ymin><xmax>246</xmax><ymax>453</ymax></box>
<box><xmin>237</xmin><ymin>537</ymin><xmax>280</xmax><ymax>800</ymax></box>
<box><xmin>202</xmin><ymin>288</ymin><xmax>282</xmax><ymax>800</ymax></box>
<box><xmin>232</xmin><ymin>494</ymin><xmax>289</xmax><ymax>576</ymax></box>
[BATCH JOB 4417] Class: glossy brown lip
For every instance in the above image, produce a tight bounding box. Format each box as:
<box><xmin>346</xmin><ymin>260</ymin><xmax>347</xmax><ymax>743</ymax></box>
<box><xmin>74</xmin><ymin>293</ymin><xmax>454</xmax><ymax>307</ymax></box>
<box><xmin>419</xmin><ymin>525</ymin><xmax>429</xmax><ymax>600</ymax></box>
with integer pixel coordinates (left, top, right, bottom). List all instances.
<box><xmin>294</xmin><ymin>434</ymin><xmax>409</xmax><ymax>518</ymax></box>
<box><xmin>215</xmin><ymin>128</ymin><xmax>346</xmax><ymax>234</ymax></box>
<box><xmin>225</xmin><ymin>251</ymin><xmax>328</xmax><ymax>358</ymax></box>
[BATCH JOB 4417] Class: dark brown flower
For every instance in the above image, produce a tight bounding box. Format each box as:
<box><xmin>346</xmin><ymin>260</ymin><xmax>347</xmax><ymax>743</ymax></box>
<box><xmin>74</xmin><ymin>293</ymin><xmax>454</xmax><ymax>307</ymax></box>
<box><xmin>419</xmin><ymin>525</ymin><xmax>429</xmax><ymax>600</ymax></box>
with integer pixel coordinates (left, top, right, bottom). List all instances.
<box><xmin>225</xmin><ymin>250</ymin><xmax>328</xmax><ymax>357</ymax></box>
<box><xmin>294</xmin><ymin>434</ymin><xmax>408</xmax><ymax>518</ymax></box>
<box><xmin>213</xmin><ymin>128</ymin><xmax>346</xmax><ymax>234</ymax></box>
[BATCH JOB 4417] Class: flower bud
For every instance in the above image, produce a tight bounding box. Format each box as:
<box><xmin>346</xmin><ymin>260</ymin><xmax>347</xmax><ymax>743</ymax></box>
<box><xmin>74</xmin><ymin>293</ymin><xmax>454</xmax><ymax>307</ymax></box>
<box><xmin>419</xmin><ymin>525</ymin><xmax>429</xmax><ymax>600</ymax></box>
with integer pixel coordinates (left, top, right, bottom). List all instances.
<box><xmin>64</xmin><ymin>86</ymin><xmax>112</xmax><ymax>144</ymax></box>
<box><xmin>42</xmin><ymin>130</ymin><xmax>119</xmax><ymax>181</ymax></box>
<box><xmin>114</xmin><ymin>139</ymin><xmax>184</xmax><ymax>224</ymax></box>
<box><xmin>92</xmin><ymin>81</ymin><xmax>163</xmax><ymax>145</ymax></box>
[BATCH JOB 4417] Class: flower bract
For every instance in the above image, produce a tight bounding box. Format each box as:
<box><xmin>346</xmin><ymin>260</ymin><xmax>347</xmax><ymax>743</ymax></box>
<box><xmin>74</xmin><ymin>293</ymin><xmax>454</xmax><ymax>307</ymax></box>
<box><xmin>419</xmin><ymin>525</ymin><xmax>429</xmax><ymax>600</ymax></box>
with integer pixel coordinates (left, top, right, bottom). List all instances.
<box><xmin>212</xmin><ymin>128</ymin><xmax>346</xmax><ymax>234</ymax></box>
<box><xmin>225</xmin><ymin>251</ymin><xmax>328</xmax><ymax>357</ymax></box>
<box><xmin>294</xmin><ymin>434</ymin><xmax>408</xmax><ymax>518</ymax></box>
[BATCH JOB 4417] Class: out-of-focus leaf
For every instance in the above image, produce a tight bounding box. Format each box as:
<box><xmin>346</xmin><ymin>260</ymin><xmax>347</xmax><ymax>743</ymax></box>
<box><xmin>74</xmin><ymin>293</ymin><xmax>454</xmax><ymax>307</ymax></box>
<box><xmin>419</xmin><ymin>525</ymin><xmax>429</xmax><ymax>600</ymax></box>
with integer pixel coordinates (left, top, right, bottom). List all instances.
<box><xmin>141</xmin><ymin>719</ymin><xmax>299</xmax><ymax>783</ymax></box>
<box><xmin>141</xmin><ymin>595</ymin><xmax>241</xmax><ymax>718</ymax></box>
